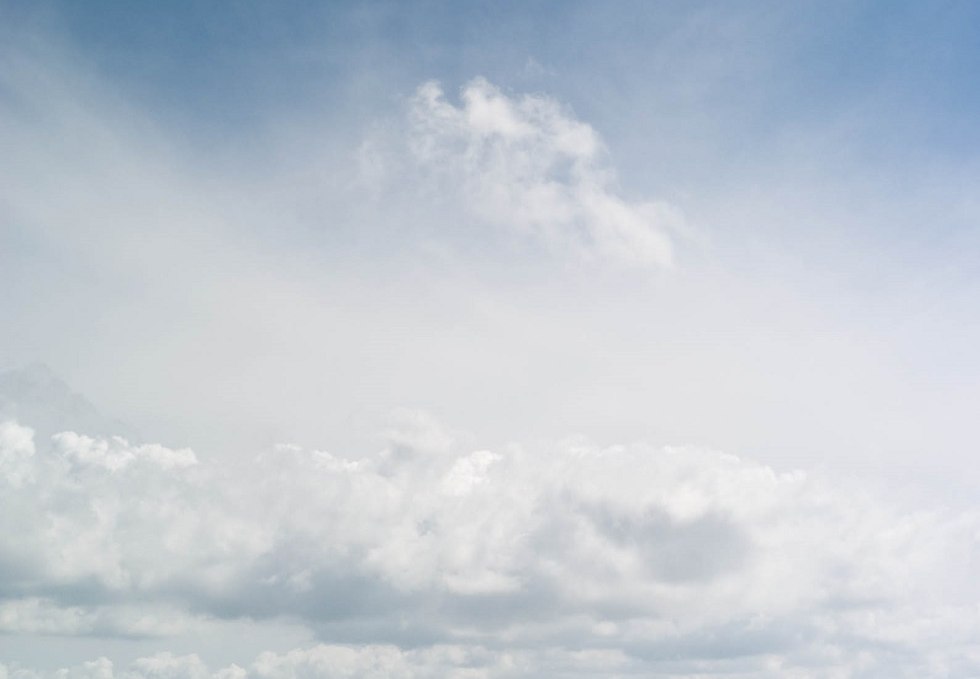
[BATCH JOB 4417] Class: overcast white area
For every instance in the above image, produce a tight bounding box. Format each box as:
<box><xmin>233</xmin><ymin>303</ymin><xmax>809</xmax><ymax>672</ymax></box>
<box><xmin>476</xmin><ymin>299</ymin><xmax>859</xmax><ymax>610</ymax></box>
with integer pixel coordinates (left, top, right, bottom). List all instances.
<box><xmin>3</xmin><ymin>2</ymin><xmax>980</xmax><ymax>676</ymax></box>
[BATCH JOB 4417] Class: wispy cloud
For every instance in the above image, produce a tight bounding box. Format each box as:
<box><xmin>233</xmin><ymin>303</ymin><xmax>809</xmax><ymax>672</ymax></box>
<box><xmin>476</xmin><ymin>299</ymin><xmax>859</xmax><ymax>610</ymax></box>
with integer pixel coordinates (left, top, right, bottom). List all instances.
<box><xmin>402</xmin><ymin>78</ymin><xmax>680</xmax><ymax>267</ymax></box>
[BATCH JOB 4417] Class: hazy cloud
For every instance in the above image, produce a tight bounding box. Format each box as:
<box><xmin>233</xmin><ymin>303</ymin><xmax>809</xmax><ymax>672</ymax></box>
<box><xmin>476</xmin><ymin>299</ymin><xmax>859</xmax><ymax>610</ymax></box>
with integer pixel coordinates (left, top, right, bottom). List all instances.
<box><xmin>404</xmin><ymin>78</ymin><xmax>680</xmax><ymax>267</ymax></box>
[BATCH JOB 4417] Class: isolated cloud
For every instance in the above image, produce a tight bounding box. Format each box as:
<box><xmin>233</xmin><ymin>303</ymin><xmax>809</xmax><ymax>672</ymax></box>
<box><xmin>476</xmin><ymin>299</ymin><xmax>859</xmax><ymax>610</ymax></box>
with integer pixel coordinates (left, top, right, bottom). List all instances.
<box><xmin>2</xmin><ymin>412</ymin><xmax>980</xmax><ymax>676</ymax></box>
<box><xmin>403</xmin><ymin>78</ymin><xmax>679</xmax><ymax>267</ymax></box>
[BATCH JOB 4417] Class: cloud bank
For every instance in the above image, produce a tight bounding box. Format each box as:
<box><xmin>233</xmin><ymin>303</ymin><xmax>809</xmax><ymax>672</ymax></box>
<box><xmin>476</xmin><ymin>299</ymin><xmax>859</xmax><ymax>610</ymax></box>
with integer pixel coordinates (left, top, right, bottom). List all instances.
<box><xmin>3</xmin><ymin>412</ymin><xmax>980</xmax><ymax>676</ymax></box>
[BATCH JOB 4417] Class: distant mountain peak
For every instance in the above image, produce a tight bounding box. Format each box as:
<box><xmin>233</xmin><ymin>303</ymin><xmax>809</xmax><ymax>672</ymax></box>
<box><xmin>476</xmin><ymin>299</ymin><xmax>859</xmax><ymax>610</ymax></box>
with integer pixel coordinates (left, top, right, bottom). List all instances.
<box><xmin>0</xmin><ymin>364</ymin><xmax>136</xmax><ymax>440</ymax></box>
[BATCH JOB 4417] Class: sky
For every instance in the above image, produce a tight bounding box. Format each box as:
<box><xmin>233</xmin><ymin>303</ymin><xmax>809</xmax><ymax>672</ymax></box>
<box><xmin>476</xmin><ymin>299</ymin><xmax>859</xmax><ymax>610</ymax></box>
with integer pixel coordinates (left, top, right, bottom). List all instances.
<box><xmin>2</xmin><ymin>1</ymin><xmax>980</xmax><ymax>676</ymax></box>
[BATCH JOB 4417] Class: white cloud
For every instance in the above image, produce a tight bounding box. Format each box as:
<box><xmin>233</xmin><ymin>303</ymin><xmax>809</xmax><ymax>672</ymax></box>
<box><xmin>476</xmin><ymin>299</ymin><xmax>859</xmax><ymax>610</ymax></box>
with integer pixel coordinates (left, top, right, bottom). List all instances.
<box><xmin>0</xmin><ymin>420</ymin><xmax>35</xmax><ymax>487</ymax></box>
<box><xmin>2</xmin><ymin>415</ymin><xmax>980</xmax><ymax>675</ymax></box>
<box><xmin>405</xmin><ymin>78</ymin><xmax>679</xmax><ymax>267</ymax></box>
<box><xmin>0</xmin><ymin>598</ymin><xmax>201</xmax><ymax>638</ymax></box>
<box><xmin>0</xmin><ymin>645</ymin><xmax>643</xmax><ymax>679</ymax></box>
<box><xmin>53</xmin><ymin>432</ymin><xmax>197</xmax><ymax>472</ymax></box>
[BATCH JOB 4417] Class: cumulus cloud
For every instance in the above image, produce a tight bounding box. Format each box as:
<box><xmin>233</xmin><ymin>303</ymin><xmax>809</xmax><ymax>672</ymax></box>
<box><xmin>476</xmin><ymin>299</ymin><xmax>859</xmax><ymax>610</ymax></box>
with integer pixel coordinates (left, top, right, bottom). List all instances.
<box><xmin>0</xmin><ymin>598</ymin><xmax>200</xmax><ymax>638</ymax></box>
<box><xmin>0</xmin><ymin>645</ymin><xmax>577</xmax><ymax>679</ymax></box>
<box><xmin>402</xmin><ymin>78</ymin><xmax>680</xmax><ymax>267</ymax></box>
<box><xmin>0</xmin><ymin>420</ymin><xmax>35</xmax><ymax>487</ymax></box>
<box><xmin>52</xmin><ymin>431</ymin><xmax>197</xmax><ymax>472</ymax></box>
<box><xmin>2</xmin><ymin>413</ymin><xmax>980</xmax><ymax>675</ymax></box>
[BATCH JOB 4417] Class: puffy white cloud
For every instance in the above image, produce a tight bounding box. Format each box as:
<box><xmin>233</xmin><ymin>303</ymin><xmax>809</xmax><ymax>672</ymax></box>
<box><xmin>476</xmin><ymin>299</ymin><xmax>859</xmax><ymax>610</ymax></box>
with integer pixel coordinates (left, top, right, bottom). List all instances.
<box><xmin>0</xmin><ymin>645</ymin><xmax>641</xmax><ymax>679</ymax></box>
<box><xmin>405</xmin><ymin>78</ymin><xmax>679</xmax><ymax>267</ymax></box>
<box><xmin>2</xmin><ymin>415</ymin><xmax>980</xmax><ymax>676</ymax></box>
<box><xmin>0</xmin><ymin>420</ymin><xmax>35</xmax><ymax>487</ymax></box>
<box><xmin>6</xmin><ymin>636</ymin><xmax>980</xmax><ymax>679</ymax></box>
<box><xmin>0</xmin><ymin>598</ymin><xmax>200</xmax><ymax>637</ymax></box>
<box><xmin>53</xmin><ymin>432</ymin><xmax>197</xmax><ymax>472</ymax></box>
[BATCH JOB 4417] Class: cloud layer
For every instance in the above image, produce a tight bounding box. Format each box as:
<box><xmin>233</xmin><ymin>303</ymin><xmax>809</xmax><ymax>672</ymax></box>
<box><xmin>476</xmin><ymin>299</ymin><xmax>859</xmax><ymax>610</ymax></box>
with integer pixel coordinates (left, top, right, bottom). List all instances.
<box><xmin>3</xmin><ymin>412</ymin><xmax>980</xmax><ymax>676</ymax></box>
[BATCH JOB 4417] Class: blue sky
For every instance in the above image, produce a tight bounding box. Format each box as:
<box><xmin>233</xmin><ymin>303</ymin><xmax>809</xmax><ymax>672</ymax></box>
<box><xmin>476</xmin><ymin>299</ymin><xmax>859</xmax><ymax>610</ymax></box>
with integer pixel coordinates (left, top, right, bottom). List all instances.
<box><xmin>15</xmin><ymin>0</ymin><xmax>980</xmax><ymax>281</ymax></box>
<box><xmin>3</xmin><ymin>1</ymin><xmax>980</xmax><ymax>676</ymax></box>
<box><xmin>15</xmin><ymin>1</ymin><xmax>980</xmax><ymax>153</ymax></box>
